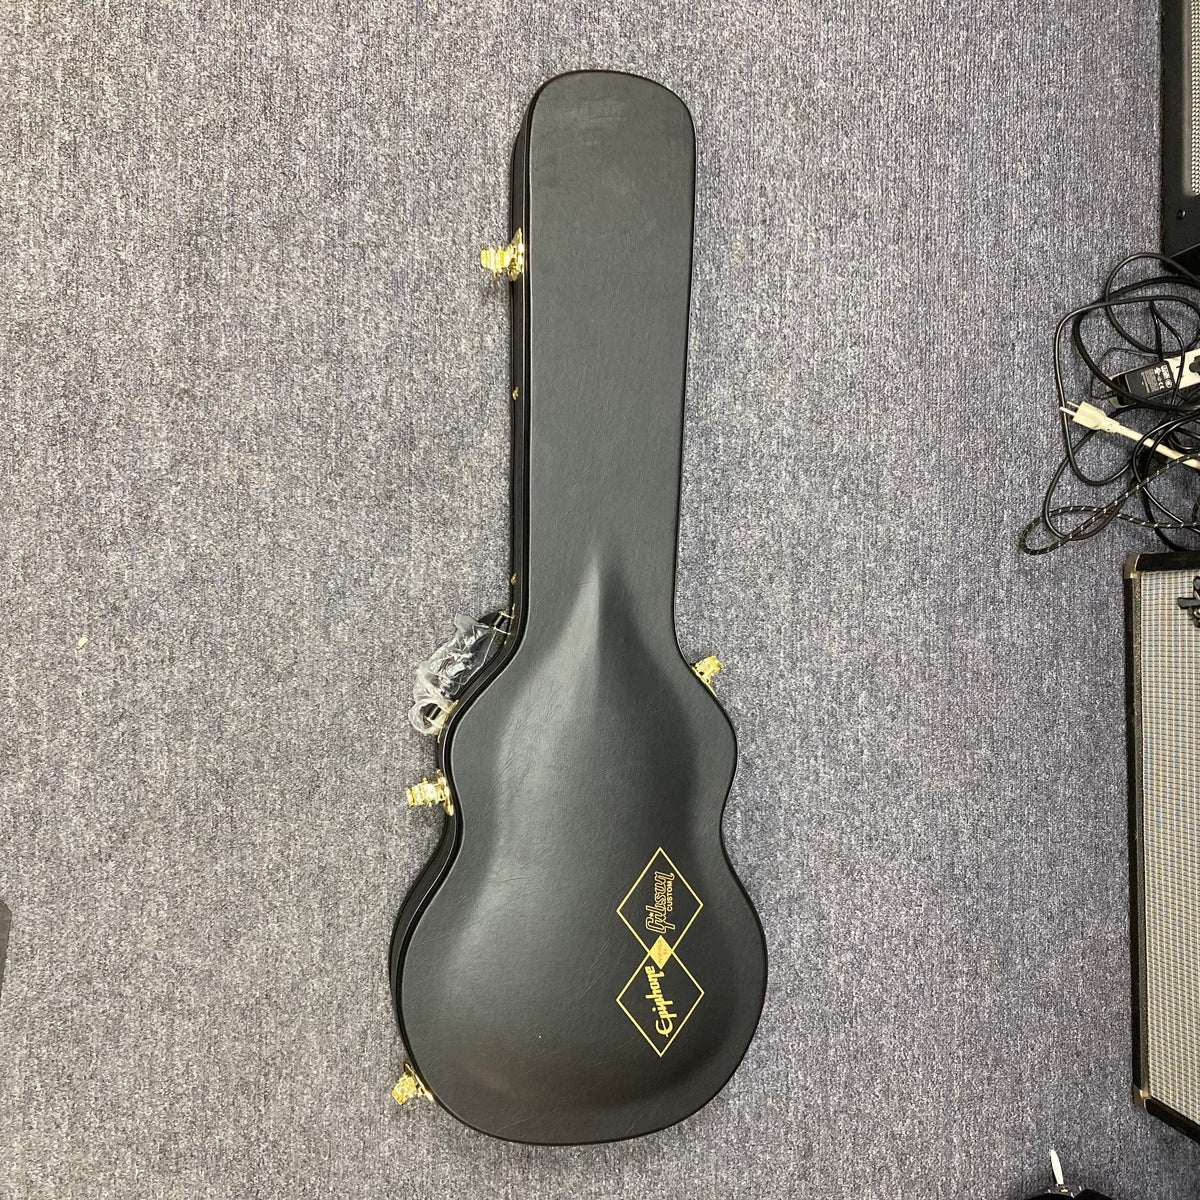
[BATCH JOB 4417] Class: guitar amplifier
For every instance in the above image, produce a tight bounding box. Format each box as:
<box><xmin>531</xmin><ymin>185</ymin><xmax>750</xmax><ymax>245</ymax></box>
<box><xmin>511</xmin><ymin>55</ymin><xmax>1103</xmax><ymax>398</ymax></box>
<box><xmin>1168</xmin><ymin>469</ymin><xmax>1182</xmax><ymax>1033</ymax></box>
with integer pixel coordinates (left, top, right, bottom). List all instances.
<box><xmin>1126</xmin><ymin>551</ymin><xmax>1200</xmax><ymax>1140</ymax></box>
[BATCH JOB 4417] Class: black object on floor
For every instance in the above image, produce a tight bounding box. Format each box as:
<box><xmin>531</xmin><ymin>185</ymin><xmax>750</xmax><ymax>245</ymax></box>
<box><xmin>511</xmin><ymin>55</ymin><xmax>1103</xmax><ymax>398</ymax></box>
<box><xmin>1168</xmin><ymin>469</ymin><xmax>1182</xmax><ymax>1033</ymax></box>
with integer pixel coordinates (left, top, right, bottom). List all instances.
<box><xmin>1022</xmin><ymin>1149</ymin><xmax>1116</xmax><ymax>1199</ymax></box>
<box><xmin>1026</xmin><ymin>1191</ymin><xmax>1115</xmax><ymax>1199</ymax></box>
<box><xmin>390</xmin><ymin>70</ymin><xmax>767</xmax><ymax>1144</ymax></box>
<box><xmin>1162</xmin><ymin>0</ymin><xmax>1200</xmax><ymax>270</ymax></box>
<box><xmin>1019</xmin><ymin>253</ymin><xmax>1200</xmax><ymax>557</ymax></box>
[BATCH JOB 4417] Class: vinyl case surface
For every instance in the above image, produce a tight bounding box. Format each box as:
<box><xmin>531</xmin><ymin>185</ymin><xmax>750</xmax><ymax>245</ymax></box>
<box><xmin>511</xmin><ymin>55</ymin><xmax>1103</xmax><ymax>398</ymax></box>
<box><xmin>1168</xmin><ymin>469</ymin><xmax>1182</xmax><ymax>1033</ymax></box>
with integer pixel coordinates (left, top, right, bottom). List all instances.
<box><xmin>389</xmin><ymin>71</ymin><xmax>768</xmax><ymax>1145</ymax></box>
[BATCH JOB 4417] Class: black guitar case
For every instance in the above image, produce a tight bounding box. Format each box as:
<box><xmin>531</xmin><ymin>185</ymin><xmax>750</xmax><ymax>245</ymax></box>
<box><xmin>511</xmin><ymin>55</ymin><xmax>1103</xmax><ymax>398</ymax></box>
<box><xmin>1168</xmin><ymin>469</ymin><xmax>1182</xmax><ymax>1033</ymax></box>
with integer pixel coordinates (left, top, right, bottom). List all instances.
<box><xmin>390</xmin><ymin>69</ymin><xmax>767</xmax><ymax>1145</ymax></box>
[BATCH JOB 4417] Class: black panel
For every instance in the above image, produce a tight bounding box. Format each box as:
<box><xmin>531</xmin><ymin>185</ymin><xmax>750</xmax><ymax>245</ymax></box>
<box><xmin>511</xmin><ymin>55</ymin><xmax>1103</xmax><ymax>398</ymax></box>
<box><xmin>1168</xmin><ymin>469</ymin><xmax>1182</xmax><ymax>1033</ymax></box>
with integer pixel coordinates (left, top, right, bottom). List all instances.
<box><xmin>1146</xmin><ymin>1095</ymin><xmax>1200</xmax><ymax>1144</ymax></box>
<box><xmin>1124</xmin><ymin>558</ymin><xmax>1149</xmax><ymax>1101</ymax></box>
<box><xmin>1163</xmin><ymin>0</ymin><xmax>1200</xmax><ymax>268</ymax></box>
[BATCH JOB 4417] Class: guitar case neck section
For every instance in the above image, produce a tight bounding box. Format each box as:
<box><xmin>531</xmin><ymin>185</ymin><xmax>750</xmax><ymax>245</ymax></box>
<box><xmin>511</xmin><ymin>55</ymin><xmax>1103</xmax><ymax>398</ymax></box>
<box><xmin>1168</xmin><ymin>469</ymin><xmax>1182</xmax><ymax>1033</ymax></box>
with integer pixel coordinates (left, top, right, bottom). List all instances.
<box><xmin>522</xmin><ymin>74</ymin><xmax>694</xmax><ymax>644</ymax></box>
<box><xmin>393</xmin><ymin>70</ymin><xmax>767</xmax><ymax>1145</ymax></box>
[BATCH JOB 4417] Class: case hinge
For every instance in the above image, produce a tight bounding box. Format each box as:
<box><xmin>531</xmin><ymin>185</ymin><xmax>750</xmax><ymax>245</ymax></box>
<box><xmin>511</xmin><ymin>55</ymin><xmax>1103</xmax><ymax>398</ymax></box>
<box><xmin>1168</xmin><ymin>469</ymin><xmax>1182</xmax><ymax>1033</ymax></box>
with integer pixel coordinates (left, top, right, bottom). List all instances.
<box><xmin>481</xmin><ymin>229</ymin><xmax>525</xmax><ymax>281</ymax></box>
<box><xmin>392</xmin><ymin>1062</ymin><xmax>434</xmax><ymax>1107</ymax></box>
<box><xmin>406</xmin><ymin>772</ymin><xmax>454</xmax><ymax>816</ymax></box>
<box><xmin>691</xmin><ymin>656</ymin><xmax>722</xmax><ymax>691</ymax></box>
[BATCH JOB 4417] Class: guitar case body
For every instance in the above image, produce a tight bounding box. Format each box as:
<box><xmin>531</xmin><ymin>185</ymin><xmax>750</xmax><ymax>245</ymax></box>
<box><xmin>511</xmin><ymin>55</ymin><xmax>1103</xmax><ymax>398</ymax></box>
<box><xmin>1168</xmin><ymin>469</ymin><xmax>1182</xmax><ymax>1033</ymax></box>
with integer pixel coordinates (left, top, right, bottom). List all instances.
<box><xmin>390</xmin><ymin>69</ymin><xmax>767</xmax><ymax>1145</ymax></box>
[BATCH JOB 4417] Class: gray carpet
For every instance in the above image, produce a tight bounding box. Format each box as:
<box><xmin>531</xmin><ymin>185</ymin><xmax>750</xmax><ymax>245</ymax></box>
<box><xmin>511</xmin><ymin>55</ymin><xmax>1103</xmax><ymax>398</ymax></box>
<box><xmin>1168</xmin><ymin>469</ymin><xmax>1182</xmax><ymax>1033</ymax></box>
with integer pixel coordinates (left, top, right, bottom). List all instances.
<box><xmin>2</xmin><ymin>1</ymin><xmax>1197</xmax><ymax>1197</ymax></box>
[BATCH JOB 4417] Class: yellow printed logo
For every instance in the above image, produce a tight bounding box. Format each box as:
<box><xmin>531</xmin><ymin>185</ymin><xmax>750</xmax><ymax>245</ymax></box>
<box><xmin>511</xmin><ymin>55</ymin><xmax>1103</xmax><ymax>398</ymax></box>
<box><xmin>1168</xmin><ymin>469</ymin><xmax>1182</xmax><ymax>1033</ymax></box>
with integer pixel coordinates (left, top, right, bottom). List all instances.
<box><xmin>645</xmin><ymin>872</ymin><xmax>675</xmax><ymax>936</ymax></box>
<box><xmin>615</xmin><ymin>848</ymin><xmax>704</xmax><ymax>1056</ymax></box>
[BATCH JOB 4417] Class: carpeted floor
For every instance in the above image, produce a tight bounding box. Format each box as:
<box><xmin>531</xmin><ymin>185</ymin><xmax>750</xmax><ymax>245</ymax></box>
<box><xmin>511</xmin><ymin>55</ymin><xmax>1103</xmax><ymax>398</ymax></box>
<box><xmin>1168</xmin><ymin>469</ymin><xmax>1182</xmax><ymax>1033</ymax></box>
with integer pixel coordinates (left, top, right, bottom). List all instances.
<box><xmin>2</xmin><ymin>2</ymin><xmax>1197</xmax><ymax>1197</ymax></box>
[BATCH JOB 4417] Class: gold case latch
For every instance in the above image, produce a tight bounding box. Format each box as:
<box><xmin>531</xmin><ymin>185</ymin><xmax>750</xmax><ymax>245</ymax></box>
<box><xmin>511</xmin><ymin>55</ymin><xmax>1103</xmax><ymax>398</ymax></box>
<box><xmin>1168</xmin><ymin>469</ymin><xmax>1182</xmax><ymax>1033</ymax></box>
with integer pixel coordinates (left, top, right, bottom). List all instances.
<box><xmin>691</xmin><ymin>656</ymin><xmax>722</xmax><ymax>692</ymax></box>
<box><xmin>406</xmin><ymin>772</ymin><xmax>454</xmax><ymax>816</ymax></box>
<box><xmin>392</xmin><ymin>1062</ymin><xmax>434</xmax><ymax>1107</ymax></box>
<box><xmin>481</xmin><ymin>228</ymin><xmax>525</xmax><ymax>281</ymax></box>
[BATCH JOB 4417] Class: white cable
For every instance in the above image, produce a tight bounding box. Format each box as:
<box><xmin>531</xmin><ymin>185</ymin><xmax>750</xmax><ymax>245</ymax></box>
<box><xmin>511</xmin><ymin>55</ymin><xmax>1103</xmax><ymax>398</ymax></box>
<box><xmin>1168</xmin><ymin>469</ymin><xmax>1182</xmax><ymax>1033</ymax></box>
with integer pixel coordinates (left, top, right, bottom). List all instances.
<box><xmin>1060</xmin><ymin>400</ymin><xmax>1200</xmax><ymax>472</ymax></box>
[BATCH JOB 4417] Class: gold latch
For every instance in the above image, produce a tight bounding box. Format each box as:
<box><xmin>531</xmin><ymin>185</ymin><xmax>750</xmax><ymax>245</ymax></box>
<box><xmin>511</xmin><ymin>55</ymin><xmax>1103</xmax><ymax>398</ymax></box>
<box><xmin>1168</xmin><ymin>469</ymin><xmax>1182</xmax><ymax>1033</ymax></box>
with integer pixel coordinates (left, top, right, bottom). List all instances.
<box><xmin>481</xmin><ymin>228</ymin><xmax>525</xmax><ymax>281</ymax></box>
<box><xmin>392</xmin><ymin>1062</ymin><xmax>434</xmax><ymax>1106</ymax></box>
<box><xmin>406</xmin><ymin>772</ymin><xmax>454</xmax><ymax>816</ymax></box>
<box><xmin>692</xmin><ymin>656</ymin><xmax>722</xmax><ymax>692</ymax></box>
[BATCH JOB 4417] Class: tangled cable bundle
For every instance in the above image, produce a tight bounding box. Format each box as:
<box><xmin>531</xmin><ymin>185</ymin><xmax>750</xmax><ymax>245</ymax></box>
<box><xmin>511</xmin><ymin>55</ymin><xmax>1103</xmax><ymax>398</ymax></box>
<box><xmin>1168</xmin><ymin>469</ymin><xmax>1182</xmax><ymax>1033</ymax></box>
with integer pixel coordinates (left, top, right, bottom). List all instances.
<box><xmin>1021</xmin><ymin>252</ymin><xmax>1200</xmax><ymax>555</ymax></box>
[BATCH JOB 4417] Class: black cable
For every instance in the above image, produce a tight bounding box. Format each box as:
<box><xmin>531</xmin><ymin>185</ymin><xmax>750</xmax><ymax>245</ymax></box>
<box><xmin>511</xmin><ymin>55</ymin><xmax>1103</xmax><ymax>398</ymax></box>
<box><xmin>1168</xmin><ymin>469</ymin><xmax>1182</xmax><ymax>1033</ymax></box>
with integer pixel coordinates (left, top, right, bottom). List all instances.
<box><xmin>1021</xmin><ymin>252</ymin><xmax>1200</xmax><ymax>555</ymax></box>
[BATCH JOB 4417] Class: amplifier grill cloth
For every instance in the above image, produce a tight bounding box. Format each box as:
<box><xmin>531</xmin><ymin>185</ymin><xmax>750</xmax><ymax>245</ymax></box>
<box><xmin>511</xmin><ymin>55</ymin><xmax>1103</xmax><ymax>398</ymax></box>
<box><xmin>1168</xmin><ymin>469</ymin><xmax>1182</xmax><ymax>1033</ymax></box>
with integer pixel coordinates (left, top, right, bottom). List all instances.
<box><xmin>1138</xmin><ymin>568</ymin><xmax>1200</xmax><ymax>1121</ymax></box>
<box><xmin>1190</xmin><ymin>0</ymin><xmax>1200</xmax><ymax>195</ymax></box>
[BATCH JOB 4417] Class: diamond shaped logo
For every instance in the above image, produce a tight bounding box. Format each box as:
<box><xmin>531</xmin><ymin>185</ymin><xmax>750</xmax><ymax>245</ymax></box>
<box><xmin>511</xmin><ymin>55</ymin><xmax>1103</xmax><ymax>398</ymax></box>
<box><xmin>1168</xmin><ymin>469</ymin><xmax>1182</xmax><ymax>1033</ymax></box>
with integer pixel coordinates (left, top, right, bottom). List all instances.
<box><xmin>615</xmin><ymin>848</ymin><xmax>704</xmax><ymax>1055</ymax></box>
<box><xmin>648</xmin><ymin>935</ymin><xmax>673</xmax><ymax>968</ymax></box>
<box><xmin>616</xmin><ymin>848</ymin><xmax>703</xmax><ymax>954</ymax></box>
<box><xmin>616</xmin><ymin>950</ymin><xmax>705</xmax><ymax>1057</ymax></box>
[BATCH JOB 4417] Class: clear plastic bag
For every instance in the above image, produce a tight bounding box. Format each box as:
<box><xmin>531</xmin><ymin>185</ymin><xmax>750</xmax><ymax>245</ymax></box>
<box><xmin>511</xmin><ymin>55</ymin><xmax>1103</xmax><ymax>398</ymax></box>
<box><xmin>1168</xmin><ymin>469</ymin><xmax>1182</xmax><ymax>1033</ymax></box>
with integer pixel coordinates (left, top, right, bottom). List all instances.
<box><xmin>408</xmin><ymin>612</ymin><xmax>510</xmax><ymax>736</ymax></box>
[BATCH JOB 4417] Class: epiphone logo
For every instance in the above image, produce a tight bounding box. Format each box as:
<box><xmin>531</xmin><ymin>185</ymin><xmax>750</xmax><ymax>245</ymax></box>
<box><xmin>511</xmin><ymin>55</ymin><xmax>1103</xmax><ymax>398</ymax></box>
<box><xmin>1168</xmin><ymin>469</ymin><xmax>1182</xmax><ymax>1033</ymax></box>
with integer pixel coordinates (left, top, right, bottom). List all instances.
<box><xmin>642</xmin><ymin>962</ymin><xmax>679</xmax><ymax>1036</ymax></box>
<box><xmin>616</xmin><ymin>848</ymin><xmax>705</xmax><ymax>1056</ymax></box>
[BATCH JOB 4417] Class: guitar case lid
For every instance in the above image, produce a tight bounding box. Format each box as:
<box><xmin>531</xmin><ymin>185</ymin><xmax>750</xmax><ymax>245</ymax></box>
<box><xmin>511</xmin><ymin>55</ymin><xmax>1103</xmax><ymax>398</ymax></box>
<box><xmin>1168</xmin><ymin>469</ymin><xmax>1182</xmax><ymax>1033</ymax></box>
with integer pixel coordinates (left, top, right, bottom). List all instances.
<box><xmin>391</xmin><ymin>70</ymin><xmax>767</xmax><ymax>1145</ymax></box>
